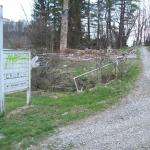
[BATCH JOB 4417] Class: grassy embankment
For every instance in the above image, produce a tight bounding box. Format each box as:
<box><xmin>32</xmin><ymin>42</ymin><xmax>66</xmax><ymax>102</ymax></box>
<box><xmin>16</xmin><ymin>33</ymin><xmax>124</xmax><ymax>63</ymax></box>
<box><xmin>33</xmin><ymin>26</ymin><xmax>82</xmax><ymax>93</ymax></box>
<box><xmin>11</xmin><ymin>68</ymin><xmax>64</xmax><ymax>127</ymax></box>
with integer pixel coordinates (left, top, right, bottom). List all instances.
<box><xmin>0</xmin><ymin>50</ymin><xmax>141</xmax><ymax>149</ymax></box>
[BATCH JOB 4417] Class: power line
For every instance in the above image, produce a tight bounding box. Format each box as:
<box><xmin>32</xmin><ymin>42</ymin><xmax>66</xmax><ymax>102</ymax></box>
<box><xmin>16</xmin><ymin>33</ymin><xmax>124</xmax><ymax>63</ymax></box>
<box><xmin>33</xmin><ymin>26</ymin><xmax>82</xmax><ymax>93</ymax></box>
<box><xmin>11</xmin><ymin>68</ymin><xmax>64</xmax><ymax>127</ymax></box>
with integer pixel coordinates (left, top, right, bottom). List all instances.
<box><xmin>18</xmin><ymin>0</ymin><xmax>29</xmax><ymax>24</ymax></box>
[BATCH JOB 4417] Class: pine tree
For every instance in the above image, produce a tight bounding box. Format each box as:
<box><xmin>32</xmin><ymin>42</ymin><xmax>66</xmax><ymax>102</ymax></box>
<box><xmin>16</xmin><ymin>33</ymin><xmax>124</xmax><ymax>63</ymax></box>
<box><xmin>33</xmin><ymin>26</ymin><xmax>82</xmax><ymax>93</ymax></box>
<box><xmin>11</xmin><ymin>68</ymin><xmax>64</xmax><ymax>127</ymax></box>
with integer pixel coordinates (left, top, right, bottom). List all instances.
<box><xmin>29</xmin><ymin>0</ymin><xmax>140</xmax><ymax>51</ymax></box>
<box><xmin>30</xmin><ymin>0</ymin><xmax>62</xmax><ymax>51</ymax></box>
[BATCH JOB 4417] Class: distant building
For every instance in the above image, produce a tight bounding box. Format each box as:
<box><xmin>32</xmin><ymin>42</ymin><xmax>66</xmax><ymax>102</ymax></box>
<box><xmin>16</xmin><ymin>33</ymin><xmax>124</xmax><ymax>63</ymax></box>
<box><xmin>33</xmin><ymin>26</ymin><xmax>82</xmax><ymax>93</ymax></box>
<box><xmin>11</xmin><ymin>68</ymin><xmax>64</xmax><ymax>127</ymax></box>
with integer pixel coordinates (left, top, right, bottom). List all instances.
<box><xmin>3</xmin><ymin>20</ymin><xmax>29</xmax><ymax>49</ymax></box>
<box><xmin>3</xmin><ymin>20</ymin><xmax>27</xmax><ymax>33</ymax></box>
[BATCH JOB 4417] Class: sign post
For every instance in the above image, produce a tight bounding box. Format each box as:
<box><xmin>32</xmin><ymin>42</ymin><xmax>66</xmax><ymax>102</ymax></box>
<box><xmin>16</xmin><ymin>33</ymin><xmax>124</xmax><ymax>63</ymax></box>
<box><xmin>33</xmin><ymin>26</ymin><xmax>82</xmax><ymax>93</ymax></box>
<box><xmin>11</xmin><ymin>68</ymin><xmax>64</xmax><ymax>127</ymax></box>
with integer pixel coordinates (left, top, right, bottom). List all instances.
<box><xmin>26</xmin><ymin>52</ymin><xmax>31</xmax><ymax>105</ymax></box>
<box><xmin>0</xmin><ymin>5</ymin><xmax>4</xmax><ymax>113</ymax></box>
<box><xmin>0</xmin><ymin>6</ymin><xmax>31</xmax><ymax>113</ymax></box>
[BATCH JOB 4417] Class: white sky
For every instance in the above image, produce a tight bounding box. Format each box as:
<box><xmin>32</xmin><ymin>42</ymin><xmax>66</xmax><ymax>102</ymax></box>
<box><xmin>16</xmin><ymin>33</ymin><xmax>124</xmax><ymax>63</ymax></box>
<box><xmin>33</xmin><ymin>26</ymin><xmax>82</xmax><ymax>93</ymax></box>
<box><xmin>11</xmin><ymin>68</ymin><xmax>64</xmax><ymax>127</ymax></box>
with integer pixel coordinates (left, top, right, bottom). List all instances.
<box><xmin>0</xmin><ymin>0</ymin><xmax>33</xmax><ymax>21</ymax></box>
<box><xmin>0</xmin><ymin>0</ymin><xmax>96</xmax><ymax>21</ymax></box>
<box><xmin>0</xmin><ymin>0</ymin><xmax>149</xmax><ymax>22</ymax></box>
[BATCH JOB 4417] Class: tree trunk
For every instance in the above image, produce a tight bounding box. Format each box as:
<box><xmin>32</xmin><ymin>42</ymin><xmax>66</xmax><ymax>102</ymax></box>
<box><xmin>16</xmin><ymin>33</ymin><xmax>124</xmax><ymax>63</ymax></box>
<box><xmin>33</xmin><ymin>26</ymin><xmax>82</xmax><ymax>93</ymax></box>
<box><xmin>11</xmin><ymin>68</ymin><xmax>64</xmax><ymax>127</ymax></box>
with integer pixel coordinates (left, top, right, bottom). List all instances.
<box><xmin>97</xmin><ymin>0</ymin><xmax>100</xmax><ymax>50</ymax></box>
<box><xmin>87</xmin><ymin>0</ymin><xmax>91</xmax><ymax>48</ymax></box>
<box><xmin>106</xmin><ymin>0</ymin><xmax>112</xmax><ymax>48</ymax></box>
<box><xmin>60</xmin><ymin>0</ymin><xmax>69</xmax><ymax>52</ymax></box>
<box><xmin>117</xmin><ymin>0</ymin><xmax>126</xmax><ymax>48</ymax></box>
<box><xmin>68</xmin><ymin>0</ymin><xmax>82</xmax><ymax>49</ymax></box>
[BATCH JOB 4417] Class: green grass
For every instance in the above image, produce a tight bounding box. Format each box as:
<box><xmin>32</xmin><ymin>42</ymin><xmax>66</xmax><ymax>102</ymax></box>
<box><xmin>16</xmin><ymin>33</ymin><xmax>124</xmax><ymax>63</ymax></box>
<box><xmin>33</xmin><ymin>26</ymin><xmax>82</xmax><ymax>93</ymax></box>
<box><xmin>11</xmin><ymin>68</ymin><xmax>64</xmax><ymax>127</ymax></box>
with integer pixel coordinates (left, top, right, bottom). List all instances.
<box><xmin>0</xmin><ymin>59</ymin><xmax>141</xmax><ymax>150</ymax></box>
<box><xmin>118</xmin><ymin>46</ymin><xmax>137</xmax><ymax>52</ymax></box>
<box><xmin>71</xmin><ymin>61</ymin><xmax>96</xmax><ymax>76</ymax></box>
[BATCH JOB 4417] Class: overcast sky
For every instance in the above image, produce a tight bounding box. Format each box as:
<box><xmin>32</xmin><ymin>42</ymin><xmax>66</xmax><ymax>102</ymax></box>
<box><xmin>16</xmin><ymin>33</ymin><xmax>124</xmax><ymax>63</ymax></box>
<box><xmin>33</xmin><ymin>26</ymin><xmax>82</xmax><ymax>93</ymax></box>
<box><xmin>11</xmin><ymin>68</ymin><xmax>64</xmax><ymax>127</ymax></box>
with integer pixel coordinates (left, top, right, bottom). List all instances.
<box><xmin>0</xmin><ymin>0</ymin><xmax>149</xmax><ymax>21</ymax></box>
<box><xmin>0</xmin><ymin>0</ymin><xmax>33</xmax><ymax>21</ymax></box>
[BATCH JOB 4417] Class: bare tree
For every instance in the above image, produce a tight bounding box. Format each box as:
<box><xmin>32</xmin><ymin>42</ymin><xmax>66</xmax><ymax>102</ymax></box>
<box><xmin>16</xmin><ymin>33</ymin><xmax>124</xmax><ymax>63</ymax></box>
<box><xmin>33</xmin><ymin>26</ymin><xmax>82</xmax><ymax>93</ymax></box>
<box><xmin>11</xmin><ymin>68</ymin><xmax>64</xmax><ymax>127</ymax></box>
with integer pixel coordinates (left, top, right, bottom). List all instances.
<box><xmin>136</xmin><ymin>9</ymin><xmax>147</xmax><ymax>45</ymax></box>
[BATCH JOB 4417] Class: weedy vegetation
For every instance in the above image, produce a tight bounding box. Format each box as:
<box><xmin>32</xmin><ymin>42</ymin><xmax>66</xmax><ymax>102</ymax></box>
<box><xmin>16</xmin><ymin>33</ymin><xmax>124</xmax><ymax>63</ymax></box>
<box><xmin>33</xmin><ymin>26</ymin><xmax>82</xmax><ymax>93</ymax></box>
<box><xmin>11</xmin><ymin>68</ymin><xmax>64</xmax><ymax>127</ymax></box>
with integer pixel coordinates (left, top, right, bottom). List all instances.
<box><xmin>0</xmin><ymin>52</ymin><xmax>141</xmax><ymax>149</ymax></box>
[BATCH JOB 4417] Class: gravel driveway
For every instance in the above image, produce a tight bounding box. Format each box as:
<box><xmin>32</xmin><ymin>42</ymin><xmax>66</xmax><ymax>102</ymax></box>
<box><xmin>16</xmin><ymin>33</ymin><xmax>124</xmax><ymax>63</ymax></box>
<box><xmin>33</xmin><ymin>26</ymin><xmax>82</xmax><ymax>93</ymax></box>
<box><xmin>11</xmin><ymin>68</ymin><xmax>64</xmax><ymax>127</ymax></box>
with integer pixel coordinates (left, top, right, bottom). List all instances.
<box><xmin>29</xmin><ymin>47</ymin><xmax>150</xmax><ymax>150</ymax></box>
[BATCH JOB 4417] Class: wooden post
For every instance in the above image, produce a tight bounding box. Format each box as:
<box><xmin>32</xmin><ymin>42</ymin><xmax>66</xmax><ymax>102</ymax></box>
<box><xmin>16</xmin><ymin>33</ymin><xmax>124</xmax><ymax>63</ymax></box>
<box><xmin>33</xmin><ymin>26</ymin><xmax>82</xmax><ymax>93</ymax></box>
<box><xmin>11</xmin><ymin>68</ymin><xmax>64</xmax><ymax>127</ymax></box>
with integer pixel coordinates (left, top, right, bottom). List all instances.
<box><xmin>115</xmin><ymin>58</ymin><xmax>119</xmax><ymax>79</ymax></box>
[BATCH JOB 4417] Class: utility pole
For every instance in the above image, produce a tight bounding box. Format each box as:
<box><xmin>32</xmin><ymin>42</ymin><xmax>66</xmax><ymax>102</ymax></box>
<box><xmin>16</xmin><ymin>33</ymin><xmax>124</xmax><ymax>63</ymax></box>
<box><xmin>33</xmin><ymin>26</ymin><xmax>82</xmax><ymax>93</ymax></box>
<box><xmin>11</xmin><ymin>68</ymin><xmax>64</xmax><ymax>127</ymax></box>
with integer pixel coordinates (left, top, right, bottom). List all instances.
<box><xmin>60</xmin><ymin>0</ymin><xmax>69</xmax><ymax>52</ymax></box>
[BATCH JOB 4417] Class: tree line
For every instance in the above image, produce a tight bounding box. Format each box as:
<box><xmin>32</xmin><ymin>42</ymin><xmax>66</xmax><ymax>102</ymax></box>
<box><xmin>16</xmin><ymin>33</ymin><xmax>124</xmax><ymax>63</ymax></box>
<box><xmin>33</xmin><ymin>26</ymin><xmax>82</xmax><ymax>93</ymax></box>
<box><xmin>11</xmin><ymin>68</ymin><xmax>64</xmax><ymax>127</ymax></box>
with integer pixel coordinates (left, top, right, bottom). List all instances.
<box><xmin>5</xmin><ymin>0</ymin><xmax>150</xmax><ymax>52</ymax></box>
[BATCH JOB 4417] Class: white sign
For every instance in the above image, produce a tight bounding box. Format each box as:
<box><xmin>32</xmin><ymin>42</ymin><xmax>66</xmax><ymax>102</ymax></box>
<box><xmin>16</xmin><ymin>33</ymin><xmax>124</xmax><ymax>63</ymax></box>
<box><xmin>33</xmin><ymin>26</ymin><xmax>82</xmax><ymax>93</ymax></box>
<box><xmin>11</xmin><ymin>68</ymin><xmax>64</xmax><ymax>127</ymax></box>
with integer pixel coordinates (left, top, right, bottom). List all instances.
<box><xmin>4</xmin><ymin>50</ymin><xmax>31</xmax><ymax>94</ymax></box>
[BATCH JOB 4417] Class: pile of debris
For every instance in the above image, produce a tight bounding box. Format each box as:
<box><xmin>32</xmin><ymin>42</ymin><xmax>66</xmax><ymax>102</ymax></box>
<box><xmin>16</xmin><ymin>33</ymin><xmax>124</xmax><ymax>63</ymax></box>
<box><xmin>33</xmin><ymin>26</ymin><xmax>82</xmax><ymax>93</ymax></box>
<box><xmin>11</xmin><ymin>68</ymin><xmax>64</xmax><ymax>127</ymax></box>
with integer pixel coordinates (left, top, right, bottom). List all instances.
<box><xmin>31</xmin><ymin>54</ymin><xmax>75</xmax><ymax>91</ymax></box>
<box><xmin>61</xmin><ymin>48</ymin><xmax>118</xmax><ymax>61</ymax></box>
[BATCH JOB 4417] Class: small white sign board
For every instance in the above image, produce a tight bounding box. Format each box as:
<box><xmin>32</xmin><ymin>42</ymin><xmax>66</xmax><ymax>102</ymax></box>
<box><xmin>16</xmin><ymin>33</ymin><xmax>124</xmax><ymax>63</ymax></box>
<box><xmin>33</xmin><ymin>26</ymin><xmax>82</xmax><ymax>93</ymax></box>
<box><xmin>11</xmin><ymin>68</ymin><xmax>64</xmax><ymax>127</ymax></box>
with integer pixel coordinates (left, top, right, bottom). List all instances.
<box><xmin>4</xmin><ymin>50</ymin><xmax>31</xmax><ymax>94</ymax></box>
<box><xmin>0</xmin><ymin>50</ymin><xmax>31</xmax><ymax>113</ymax></box>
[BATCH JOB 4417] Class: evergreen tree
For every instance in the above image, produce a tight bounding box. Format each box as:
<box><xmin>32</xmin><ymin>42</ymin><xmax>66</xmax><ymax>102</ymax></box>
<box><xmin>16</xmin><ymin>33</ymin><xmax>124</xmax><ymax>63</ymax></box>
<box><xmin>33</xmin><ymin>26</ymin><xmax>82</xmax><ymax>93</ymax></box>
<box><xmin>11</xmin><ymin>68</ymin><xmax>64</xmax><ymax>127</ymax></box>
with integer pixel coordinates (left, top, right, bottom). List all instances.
<box><xmin>29</xmin><ymin>0</ymin><xmax>140</xmax><ymax>51</ymax></box>
<box><xmin>30</xmin><ymin>0</ymin><xmax>62</xmax><ymax>51</ymax></box>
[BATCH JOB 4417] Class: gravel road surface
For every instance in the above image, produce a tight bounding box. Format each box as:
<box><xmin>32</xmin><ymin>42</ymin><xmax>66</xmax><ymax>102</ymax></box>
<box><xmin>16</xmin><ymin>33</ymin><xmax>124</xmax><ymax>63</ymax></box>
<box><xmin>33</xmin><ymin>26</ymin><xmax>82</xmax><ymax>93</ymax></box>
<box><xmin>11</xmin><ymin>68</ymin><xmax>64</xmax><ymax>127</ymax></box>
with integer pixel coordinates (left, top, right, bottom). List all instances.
<box><xmin>29</xmin><ymin>47</ymin><xmax>150</xmax><ymax>150</ymax></box>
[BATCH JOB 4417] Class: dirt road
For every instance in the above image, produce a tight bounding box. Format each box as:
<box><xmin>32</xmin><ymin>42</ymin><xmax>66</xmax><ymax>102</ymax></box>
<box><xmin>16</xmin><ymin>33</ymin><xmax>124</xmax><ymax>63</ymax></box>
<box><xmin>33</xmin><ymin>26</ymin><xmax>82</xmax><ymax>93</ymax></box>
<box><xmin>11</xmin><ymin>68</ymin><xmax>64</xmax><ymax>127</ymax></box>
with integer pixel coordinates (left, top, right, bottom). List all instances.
<box><xmin>30</xmin><ymin>47</ymin><xmax>150</xmax><ymax>150</ymax></box>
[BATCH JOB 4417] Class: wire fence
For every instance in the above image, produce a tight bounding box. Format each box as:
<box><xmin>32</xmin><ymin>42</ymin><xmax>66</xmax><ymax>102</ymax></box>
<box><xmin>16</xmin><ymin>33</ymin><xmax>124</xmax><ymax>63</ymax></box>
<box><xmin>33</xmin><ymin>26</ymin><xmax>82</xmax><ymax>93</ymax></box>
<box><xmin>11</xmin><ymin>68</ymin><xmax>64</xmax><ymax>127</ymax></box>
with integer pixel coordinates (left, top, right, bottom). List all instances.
<box><xmin>73</xmin><ymin>56</ymin><xmax>127</xmax><ymax>92</ymax></box>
